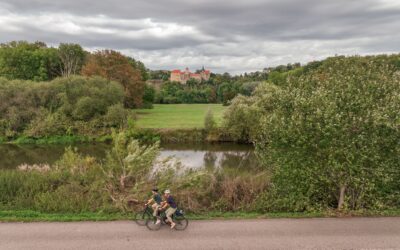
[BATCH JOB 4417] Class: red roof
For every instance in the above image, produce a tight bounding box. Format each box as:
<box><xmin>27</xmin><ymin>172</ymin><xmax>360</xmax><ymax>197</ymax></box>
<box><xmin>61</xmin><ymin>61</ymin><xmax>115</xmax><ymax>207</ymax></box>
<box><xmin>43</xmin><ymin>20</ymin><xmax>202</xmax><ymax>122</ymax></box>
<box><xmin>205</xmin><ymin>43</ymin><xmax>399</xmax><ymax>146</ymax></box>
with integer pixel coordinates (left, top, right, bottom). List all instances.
<box><xmin>172</xmin><ymin>69</ymin><xmax>211</xmax><ymax>75</ymax></box>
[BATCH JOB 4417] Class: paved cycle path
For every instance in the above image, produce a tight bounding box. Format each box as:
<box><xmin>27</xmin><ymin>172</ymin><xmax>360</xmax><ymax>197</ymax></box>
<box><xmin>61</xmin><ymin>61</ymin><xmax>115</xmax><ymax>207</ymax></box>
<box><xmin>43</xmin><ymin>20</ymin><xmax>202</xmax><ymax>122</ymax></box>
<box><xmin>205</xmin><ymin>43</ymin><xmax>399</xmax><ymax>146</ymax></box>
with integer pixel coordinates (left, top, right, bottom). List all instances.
<box><xmin>1</xmin><ymin>217</ymin><xmax>400</xmax><ymax>250</ymax></box>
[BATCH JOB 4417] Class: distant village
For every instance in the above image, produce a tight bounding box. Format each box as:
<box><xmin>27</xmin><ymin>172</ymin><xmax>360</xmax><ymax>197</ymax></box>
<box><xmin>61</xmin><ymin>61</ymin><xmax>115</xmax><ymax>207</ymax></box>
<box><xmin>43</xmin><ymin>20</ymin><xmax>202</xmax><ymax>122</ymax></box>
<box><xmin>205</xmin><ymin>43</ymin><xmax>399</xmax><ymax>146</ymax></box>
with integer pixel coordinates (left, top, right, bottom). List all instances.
<box><xmin>170</xmin><ymin>67</ymin><xmax>211</xmax><ymax>84</ymax></box>
<box><xmin>145</xmin><ymin>67</ymin><xmax>211</xmax><ymax>89</ymax></box>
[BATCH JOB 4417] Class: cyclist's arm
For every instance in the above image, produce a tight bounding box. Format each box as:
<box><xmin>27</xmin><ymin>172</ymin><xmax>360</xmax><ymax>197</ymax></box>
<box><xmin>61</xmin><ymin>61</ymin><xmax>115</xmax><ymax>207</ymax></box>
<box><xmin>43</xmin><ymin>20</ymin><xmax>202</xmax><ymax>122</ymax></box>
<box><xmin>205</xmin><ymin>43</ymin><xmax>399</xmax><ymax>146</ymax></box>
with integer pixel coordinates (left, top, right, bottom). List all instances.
<box><xmin>145</xmin><ymin>198</ymin><xmax>154</xmax><ymax>205</ymax></box>
<box><xmin>160</xmin><ymin>202</ymin><xmax>169</xmax><ymax>210</ymax></box>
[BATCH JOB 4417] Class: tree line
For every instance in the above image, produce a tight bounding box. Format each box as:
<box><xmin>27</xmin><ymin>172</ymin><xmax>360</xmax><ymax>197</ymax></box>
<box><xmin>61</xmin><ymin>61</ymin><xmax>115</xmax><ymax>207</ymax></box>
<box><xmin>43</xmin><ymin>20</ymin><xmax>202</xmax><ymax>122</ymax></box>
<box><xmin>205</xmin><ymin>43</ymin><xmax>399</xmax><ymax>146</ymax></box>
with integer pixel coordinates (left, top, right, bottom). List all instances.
<box><xmin>0</xmin><ymin>41</ymin><xmax>149</xmax><ymax>108</ymax></box>
<box><xmin>151</xmin><ymin>63</ymin><xmax>305</xmax><ymax>105</ymax></box>
<box><xmin>154</xmin><ymin>80</ymin><xmax>261</xmax><ymax>105</ymax></box>
<box><xmin>0</xmin><ymin>40</ymin><xmax>305</xmax><ymax>107</ymax></box>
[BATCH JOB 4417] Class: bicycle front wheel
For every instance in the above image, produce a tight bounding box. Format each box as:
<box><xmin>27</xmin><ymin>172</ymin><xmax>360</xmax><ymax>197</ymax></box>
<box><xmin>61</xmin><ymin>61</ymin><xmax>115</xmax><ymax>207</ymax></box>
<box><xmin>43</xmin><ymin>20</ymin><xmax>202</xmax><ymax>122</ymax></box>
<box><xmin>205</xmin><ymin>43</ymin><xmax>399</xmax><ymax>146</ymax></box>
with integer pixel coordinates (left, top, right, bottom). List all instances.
<box><xmin>146</xmin><ymin>216</ymin><xmax>162</xmax><ymax>231</ymax></box>
<box><xmin>134</xmin><ymin>212</ymin><xmax>150</xmax><ymax>226</ymax></box>
<box><xmin>173</xmin><ymin>215</ymin><xmax>189</xmax><ymax>231</ymax></box>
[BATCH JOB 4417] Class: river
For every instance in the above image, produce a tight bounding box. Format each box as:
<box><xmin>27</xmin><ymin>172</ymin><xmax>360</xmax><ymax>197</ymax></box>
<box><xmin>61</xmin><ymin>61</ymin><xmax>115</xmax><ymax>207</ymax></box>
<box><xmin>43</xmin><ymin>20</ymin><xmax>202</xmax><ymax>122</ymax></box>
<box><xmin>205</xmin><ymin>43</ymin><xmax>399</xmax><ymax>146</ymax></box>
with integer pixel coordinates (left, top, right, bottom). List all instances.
<box><xmin>0</xmin><ymin>143</ymin><xmax>259</xmax><ymax>170</ymax></box>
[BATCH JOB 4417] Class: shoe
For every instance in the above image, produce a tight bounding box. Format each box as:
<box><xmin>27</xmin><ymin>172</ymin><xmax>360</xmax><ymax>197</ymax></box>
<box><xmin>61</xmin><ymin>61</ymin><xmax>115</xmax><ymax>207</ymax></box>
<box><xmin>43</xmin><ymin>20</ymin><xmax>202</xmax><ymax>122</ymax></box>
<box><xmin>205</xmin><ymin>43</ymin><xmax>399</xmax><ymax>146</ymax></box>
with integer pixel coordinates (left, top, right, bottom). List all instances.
<box><xmin>155</xmin><ymin>219</ymin><xmax>161</xmax><ymax>225</ymax></box>
<box><xmin>170</xmin><ymin>222</ymin><xmax>176</xmax><ymax>229</ymax></box>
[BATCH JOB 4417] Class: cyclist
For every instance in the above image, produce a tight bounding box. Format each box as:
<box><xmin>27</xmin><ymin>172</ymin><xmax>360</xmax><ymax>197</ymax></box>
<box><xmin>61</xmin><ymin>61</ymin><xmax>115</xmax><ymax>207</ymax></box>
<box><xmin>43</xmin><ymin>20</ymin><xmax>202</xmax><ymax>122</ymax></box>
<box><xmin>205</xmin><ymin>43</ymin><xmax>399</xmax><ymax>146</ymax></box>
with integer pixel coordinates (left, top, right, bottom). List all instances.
<box><xmin>145</xmin><ymin>188</ymin><xmax>162</xmax><ymax>222</ymax></box>
<box><xmin>160</xmin><ymin>189</ymin><xmax>177</xmax><ymax>229</ymax></box>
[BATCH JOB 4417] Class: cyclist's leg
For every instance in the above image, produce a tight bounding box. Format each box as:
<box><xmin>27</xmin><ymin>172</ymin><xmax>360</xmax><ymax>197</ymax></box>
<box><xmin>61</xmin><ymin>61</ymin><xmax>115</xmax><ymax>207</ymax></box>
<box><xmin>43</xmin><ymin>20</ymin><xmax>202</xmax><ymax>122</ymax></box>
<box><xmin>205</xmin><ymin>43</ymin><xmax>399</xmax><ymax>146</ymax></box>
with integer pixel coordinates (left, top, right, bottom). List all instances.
<box><xmin>152</xmin><ymin>203</ymin><xmax>160</xmax><ymax>217</ymax></box>
<box><xmin>166</xmin><ymin>207</ymin><xmax>177</xmax><ymax>225</ymax></box>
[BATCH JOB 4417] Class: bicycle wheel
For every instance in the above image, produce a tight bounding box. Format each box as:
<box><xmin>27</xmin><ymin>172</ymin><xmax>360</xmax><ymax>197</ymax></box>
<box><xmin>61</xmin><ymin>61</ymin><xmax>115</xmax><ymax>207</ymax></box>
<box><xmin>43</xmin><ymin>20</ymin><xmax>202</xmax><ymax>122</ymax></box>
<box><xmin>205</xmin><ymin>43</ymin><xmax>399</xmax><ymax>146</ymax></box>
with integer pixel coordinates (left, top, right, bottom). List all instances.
<box><xmin>134</xmin><ymin>211</ymin><xmax>150</xmax><ymax>226</ymax></box>
<box><xmin>146</xmin><ymin>216</ymin><xmax>162</xmax><ymax>231</ymax></box>
<box><xmin>173</xmin><ymin>215</ymin><xmax>189</xmax><ymax>231</ymax></box>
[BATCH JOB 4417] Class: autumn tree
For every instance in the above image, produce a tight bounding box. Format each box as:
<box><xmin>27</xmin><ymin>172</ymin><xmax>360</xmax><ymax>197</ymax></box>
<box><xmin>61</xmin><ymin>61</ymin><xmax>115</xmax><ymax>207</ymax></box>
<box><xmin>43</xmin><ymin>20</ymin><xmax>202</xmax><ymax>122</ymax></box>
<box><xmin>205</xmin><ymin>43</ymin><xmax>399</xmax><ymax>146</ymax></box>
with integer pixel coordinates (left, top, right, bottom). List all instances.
<box><xmin>81</xmin><ymin>50</ymin><xmax>144</xmax><ymax>108</ymax></box>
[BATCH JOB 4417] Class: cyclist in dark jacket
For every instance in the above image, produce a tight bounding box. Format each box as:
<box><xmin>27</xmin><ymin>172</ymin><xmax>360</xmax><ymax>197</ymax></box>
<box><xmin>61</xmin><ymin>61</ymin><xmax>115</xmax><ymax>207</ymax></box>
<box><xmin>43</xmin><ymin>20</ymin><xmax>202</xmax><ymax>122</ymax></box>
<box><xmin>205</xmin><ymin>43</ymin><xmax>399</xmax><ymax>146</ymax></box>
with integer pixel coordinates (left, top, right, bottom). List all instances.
<box><xmin>145</xmin><ymin>188</ymin><xmax>162</xmax><ymax>221</ymax></box>
<box><xmin>160</xmin><ymin>189</ymin><xmax>177</xmax><ymax>229</ymax></box>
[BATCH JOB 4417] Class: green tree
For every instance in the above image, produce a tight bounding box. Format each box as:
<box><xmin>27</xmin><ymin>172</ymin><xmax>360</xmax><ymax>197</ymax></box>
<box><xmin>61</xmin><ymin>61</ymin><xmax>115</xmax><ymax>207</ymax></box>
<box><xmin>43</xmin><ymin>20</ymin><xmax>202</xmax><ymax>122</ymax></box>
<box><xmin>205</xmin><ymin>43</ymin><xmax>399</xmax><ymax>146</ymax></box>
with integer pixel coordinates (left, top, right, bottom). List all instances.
<box><xmin>127</xmin><ymin>57</ymin><xmax>148</xmax><ymax>81</ymax></box>
<box><xmin>204</xmin><ymin>108</ymin><xmax>216</xmax><ymax>131</ymax></box>
<box><xmin>58</xmin><ymin>43</ymin><xmax>86</xmax><ymax>77</ymax></box>
<box><xmin>101</xmin><ymin>131</ymin><xmax>159</xmax><ymax>209</ymax></box>
<box><xmin>255</xmin><ymin>55</ymin><xmax>400</xmax><ymax>211</ymax></box>
<box><xmin>0</xmin><ymin>41</ymin><xmax>60</xmax><ymax>81</ymax></box>
<box><xmin>217</xmin><ymin>82</ymin><xmax>240</xmax><ymax>105</ymax></box>
<box><xmin>142</xmin><ymin>84</ymin><xmax>156</xmax><ymax>108</ymax></box>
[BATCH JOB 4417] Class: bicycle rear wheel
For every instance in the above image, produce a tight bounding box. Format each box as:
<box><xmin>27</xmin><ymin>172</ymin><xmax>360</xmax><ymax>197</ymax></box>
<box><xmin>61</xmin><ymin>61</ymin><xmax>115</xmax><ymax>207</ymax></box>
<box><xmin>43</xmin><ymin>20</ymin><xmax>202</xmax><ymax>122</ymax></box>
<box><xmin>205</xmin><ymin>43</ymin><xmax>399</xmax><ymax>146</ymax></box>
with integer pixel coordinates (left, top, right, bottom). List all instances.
<box><xmin>134</xmin><ymin>212</ymin><xmax>151</xmax><ymax>226</ymax></box>
<box><xmin>146</xmin><ymin>216</ymin><xmax>162</xmax><ymax>231</ymax></box>
<box><xmin>173</xmin><ymin>215</ymin><xmax>189</xmax><ymax>231</ymax></box>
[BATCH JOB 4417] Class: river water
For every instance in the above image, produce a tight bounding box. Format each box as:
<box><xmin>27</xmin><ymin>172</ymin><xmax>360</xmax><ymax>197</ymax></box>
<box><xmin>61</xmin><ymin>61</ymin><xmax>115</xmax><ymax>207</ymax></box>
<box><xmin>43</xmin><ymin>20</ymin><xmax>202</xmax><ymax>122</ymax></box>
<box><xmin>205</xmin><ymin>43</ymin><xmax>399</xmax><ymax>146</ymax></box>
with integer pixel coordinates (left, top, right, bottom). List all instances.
<box><xmin>0</xmin><ymin>143</ymin><xmax>259</xmax><ymax>170</ymax></box>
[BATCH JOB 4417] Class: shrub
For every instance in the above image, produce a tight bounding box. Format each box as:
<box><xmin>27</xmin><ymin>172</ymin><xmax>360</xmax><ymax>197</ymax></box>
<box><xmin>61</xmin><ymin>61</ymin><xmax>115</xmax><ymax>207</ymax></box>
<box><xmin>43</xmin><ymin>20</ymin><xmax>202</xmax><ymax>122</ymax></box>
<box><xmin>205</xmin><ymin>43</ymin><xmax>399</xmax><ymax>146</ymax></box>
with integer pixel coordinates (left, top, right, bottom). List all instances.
<box><xmin>204</xmin><ymin>108</ymin><xmax>216</xmax><ymax>131</ymax></box>
<box><xmin>104</xmin><ymin>104</ymin><xmax>129</xmax><ymax>128</ymax></box>
<box><xmin>254</xmin><ymin>55</ymin><xmax>400</xmax><ymax>211</ymax></box>
<box><xmin>0</xmin><ymin>76</ymin><xmax>128</xmax><ymax>138</ymax></box>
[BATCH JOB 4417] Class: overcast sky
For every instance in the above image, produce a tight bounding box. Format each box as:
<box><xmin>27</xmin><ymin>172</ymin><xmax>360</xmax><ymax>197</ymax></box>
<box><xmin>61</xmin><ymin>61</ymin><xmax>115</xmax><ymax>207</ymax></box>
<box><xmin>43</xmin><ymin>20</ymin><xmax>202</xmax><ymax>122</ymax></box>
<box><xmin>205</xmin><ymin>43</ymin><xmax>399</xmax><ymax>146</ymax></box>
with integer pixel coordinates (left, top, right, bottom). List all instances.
<box><xmin>0</xmin><ymin>0</ymin><xmax>400</xmax><ymax>74</ymax></box>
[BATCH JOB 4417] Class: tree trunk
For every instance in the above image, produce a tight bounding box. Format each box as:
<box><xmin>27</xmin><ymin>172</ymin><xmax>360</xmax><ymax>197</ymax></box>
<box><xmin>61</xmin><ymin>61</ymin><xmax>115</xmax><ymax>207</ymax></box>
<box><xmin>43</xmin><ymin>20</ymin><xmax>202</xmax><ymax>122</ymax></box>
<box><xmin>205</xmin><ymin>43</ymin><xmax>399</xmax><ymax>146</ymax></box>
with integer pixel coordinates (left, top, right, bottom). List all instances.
<box><xmin>119</xmin><ymin>175</ymin><xmax>126</xmax><ymax>191</ymax></box>
<box><xmin>337</xmin><ymin>185</ymin><xmax>346</xmax><ymax>210</ymax></box>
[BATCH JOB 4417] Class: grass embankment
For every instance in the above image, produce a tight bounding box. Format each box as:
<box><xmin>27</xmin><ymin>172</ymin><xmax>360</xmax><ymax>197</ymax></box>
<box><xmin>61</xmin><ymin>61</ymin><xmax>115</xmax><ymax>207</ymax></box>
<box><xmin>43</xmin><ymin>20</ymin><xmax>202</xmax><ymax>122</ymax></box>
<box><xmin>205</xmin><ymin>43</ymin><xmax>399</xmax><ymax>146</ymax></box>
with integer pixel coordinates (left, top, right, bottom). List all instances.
<box><xmin>136</xmin><ymin>104</ymin><xmax>226</xmax><ymax>129</ymax></box>
<box><xmin>0</xmin><ymin>104</ymin><xmax>227</xmax><ymax>144</ymax></box>
<box><xmin>1</xmin><ymin>210</ymin><xmax>399</xmax><ymax>222</ymax></box>
<box><xmin>0</xmin><ymin>135</ymin><xmax>113</xmax><ymax>145</ymax></box>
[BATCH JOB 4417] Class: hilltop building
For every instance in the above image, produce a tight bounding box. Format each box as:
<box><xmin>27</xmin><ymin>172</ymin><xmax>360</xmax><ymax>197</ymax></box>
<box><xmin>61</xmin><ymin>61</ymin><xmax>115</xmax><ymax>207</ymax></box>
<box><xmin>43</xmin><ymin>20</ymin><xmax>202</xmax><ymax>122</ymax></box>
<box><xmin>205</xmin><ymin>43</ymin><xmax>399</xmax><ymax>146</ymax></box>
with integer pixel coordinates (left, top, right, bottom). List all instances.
<box><xmin>170</xmin><ymin>67</ymin><xmax>211</xmax><ymax>84</ymax></box>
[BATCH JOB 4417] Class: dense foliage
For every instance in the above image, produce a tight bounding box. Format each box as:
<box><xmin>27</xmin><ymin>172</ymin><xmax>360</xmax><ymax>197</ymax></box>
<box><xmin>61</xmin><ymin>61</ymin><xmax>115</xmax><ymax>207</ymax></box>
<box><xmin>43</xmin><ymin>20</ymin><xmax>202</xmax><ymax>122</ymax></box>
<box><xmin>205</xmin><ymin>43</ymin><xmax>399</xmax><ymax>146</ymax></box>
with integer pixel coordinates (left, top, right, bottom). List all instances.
<box><xmin>225</xmin><ymin>55</ymin><xmax>400</xmax><ymax>212</ymax></box>
<box><xmin>0</xmin><ymin>41</ymin><xmax>61</xmax><ymax>81</ymax></box>
<box><xmin>81</xmin><ymin>50</ymin><xmax>145</xmax><ymax>108</ymax></box>
<box><xmin>0</xmin><ymin>131</ymin><xmax>268</xmax><ymax>213</ymax></box>
<box><xmin>0</xmin><ymin>41</ymin><xmax>149</xmax><ymax>109</ymax></box>
<box><xmin>0</xmin><ymin>76</ymin><xmax>129</xmax><ymax>139</ymax></box>
<box><xmin>155</xmin><ymin>80</ymin><xmax>260</xmax><ymax>105</ymax></box>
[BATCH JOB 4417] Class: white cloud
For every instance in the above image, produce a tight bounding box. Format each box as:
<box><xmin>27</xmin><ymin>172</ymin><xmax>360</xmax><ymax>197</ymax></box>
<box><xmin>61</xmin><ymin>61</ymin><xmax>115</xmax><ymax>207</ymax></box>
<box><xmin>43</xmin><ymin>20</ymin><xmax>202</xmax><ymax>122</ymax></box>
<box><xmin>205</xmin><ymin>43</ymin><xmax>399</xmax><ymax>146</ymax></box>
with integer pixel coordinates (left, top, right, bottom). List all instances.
<box><xmin>0</xmin><ymin>11</ymin><xmax>211</xmax><ymax>41</ymax></box>
<box><xmin>0</xmin><ymin>0</ymin><xmax>399</xmax><ymax>74</ymax></box>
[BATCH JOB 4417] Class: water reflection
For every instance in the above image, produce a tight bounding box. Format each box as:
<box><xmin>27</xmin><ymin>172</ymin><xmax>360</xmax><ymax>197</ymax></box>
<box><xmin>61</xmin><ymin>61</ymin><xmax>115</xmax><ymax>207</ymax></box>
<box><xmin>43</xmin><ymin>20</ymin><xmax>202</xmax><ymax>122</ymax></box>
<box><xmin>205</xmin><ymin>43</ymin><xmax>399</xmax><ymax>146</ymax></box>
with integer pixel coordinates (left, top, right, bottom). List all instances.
<box><xmin>159</xmin><ymin>143</ymin><xmax>259</xmax><ymax>170</ymax></box>
<box><xmin>0</xmin><ymin>143</ymin><xmax>258</xmax><ymax>170</ymax></box>
<box><xmin>0</xmin><ymin>143</ymin><xmax>110</xmax><ymax>169</ymax></box>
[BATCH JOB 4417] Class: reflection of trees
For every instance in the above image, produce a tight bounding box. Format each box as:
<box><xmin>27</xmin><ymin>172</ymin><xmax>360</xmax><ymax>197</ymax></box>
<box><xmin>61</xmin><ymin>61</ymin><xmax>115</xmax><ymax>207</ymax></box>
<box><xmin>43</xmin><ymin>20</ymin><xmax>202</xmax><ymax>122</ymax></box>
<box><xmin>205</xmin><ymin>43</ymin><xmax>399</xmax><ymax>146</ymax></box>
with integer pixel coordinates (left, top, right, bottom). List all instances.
<box><xmin>220</xmin><ymin>151</ymin><xmax>259</xmax><ymax>170</ymax></box>
<box><xmin>0</xmin><ymin>144</ymin><xmax>111</xmax><ymax>169</ymax></box>
<box><xmin>202</xmin><ymin>150</ymin><xmax>260</xmax><ymax>170</ymax></box>
<box><xmin>0</xmin><ymin>143</ymin><xmax>259</xmax><ymax>171</ymax></box>
<box><xmin>0</xmin><ymin>145</ymin><xmax>65</xmax><ymax>169</ymax></box>
<box><xmin>204</xmin><ymin>151</ymin><xmax>217</xmax><ymax>169</ymax></box>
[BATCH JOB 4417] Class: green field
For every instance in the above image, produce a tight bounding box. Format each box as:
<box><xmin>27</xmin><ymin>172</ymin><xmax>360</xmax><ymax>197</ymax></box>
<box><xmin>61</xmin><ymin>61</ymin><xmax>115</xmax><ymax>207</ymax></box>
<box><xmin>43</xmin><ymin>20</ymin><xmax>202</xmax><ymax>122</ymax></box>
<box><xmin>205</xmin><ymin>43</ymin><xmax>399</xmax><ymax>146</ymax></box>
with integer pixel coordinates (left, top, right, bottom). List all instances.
<box><xmin>135</xmin><ymin>104</ymin><xmax>226</xmax><ymax>128</ymax></box>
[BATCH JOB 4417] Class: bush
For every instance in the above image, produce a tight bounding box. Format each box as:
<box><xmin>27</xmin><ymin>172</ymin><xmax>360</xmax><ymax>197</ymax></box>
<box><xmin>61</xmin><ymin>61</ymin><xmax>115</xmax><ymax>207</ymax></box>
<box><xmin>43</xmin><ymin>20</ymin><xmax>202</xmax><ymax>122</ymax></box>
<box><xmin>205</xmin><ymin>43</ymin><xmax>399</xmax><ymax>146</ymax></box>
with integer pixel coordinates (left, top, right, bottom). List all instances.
<box><xmin>204</xmin><ymin>108</ymin><xmax>216</xmax><ymax>131</ymax></box>
<box><xmin>0</xmin><ymin>76</ymin><xmax>129</xmax><ymax>138</ymax></box>
<box><xmin>253</xmin><ymin>55</ymin><xmax>400</xmax><ymax>211</ymax></box>
<box><xmin>25</xmin><ymin>110</ymin><xmax>71</xmax><ymax>137</ymax></box>
<box><xmin>103</xmin><ymin>104</ymin><xmax>129</xmax><ymax>128</ymax></box>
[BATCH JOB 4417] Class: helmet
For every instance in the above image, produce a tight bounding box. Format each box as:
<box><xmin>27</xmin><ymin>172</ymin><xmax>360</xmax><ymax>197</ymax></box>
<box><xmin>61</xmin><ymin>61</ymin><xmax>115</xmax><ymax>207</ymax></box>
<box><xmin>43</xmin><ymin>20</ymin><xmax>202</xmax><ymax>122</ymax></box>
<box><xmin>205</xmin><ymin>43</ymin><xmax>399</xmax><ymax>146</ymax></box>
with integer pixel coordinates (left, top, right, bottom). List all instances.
<box><xmin>152</xmin><ymin>188</ymin><xmax>158</xmax><ymax>192</ymax></box>
<box><xmin>164</xmin><ymin>189</ymin><xmax>171</xmax><ymax>194</ymax></box>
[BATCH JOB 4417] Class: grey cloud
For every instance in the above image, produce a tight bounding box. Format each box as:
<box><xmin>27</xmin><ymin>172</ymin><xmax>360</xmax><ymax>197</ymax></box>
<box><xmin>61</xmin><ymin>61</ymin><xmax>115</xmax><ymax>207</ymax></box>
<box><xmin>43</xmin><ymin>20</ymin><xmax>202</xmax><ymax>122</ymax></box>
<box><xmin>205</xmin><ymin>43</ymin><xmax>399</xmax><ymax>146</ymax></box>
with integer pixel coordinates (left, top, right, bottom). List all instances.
<box><xmin>0</xmin><ymin>0</ymin><xmax>399</xmax><ymax>73</ymax></box>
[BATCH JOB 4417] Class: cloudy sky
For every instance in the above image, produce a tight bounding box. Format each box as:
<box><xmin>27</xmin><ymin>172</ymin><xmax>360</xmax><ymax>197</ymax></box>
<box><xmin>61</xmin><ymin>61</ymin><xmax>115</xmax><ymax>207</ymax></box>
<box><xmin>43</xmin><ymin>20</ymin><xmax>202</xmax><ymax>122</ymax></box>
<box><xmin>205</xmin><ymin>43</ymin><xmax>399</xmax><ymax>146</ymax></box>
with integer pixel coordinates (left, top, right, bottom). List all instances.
<box><xmin>0</xmin><ymin>0</ymin><xmax>400</xmax><ymax>74</ymax></box>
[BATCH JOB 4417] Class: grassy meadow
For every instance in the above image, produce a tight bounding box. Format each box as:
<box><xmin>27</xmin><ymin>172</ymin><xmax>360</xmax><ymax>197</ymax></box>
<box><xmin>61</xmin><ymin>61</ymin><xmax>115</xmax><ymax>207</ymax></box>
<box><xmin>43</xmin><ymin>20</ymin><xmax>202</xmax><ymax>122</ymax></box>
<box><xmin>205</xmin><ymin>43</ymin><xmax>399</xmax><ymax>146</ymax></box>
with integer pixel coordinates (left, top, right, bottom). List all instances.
<box><xmin>135</xmin><ymin>104</ymin><xmax>226</xmax><ymax>128</ymax></box>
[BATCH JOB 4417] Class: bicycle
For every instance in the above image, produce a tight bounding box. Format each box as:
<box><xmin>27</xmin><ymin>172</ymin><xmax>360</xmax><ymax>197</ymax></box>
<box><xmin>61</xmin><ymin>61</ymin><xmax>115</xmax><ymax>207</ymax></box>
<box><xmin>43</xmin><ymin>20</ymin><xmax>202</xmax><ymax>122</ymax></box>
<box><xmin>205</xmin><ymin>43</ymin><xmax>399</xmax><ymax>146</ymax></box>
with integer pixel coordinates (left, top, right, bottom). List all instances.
<box><xmin>146</xmin><ymin>208</ymin><xmax>189</xmax><ymax>231</ymax></box>
<box><xmin>134</xmin><ymin>205</ymin><xmax>153</xmax><ymax>226</ymax></box>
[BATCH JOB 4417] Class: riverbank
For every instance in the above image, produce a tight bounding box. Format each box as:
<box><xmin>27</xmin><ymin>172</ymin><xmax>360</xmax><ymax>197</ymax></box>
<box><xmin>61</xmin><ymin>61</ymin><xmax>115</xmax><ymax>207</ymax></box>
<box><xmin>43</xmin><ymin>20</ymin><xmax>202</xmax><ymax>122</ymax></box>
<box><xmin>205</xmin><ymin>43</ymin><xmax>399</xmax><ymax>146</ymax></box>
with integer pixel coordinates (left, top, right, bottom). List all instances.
<box><xmin>0</xmin><ymin>104</ymin><xmax>232</xmax><ymax>145</ymax></box>
<box><xmin>0</xmin><ymin>135</ymin><xmax>110</xmax><ymax>145</ymax></box>
<box><xmin>0</xmin><ymin>128</ymin><xmax>240</xmax><ymax>145</ymax></box>
<box><xmin>1</xmin><ymin>210</ymin><xmax>399</xmax><ymax>222</ymax></box>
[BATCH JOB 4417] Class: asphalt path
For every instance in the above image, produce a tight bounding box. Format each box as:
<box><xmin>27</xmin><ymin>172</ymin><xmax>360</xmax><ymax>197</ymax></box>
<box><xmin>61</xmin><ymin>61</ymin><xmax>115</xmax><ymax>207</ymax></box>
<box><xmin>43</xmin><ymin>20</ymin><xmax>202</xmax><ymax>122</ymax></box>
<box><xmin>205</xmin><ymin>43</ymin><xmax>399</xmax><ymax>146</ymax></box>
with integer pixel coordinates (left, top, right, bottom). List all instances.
<box><xmin>1</xmin><ymin>217</ymin><xmax>400</xmax><ymax>250</ymax></box>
